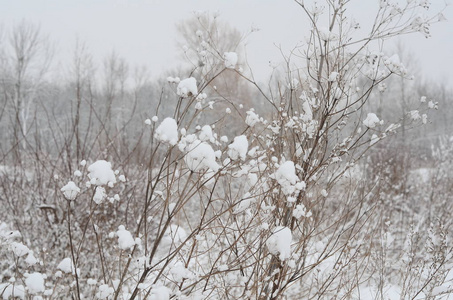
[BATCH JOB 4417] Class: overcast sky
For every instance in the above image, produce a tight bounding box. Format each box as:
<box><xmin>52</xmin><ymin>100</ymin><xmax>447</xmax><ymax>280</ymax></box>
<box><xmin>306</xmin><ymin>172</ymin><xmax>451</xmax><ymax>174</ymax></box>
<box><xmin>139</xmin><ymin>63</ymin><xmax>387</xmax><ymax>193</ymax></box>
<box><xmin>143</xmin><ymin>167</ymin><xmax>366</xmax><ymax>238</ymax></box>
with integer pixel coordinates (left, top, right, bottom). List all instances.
<box><xmin>2</xmin><ymin>0</ymin><xmax>452</xmax><ymax>85</ymax></box>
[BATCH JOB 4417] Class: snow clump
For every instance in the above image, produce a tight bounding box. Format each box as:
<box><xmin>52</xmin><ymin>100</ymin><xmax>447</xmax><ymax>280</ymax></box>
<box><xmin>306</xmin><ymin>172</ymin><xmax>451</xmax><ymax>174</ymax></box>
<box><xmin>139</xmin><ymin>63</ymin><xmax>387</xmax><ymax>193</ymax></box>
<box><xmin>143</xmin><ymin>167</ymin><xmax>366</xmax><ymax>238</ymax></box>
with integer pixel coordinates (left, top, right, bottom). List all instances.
<box><xmin>363</xmin><ymin>113</ymin><xmax>381</xmax><ymax>128</ymax></box>
<box><xmin>93</xmin><ymin>186</ymin><xmax>106</xmax><ymax>204</ymax></box>
<box><xmin>57</xmin><ymin>257</ymin><xmax>75</xmax><ymax>274</ymax></box>
<box><xmin>116</xmin><ymin>225</ymin><xmax>136</xmax><ymax>250</ymax></box>
<box><xmin>0</xmin><ymin>222</ymin><xmax>21</xmax><ymax>242</ymax></box>
<box><xmin>293</xmin><ymin>204</ymin><xmax>312</xmax><ymax>219</ymax></box>
<box><xmin>272</xmin><ymin>161</ymin><xmax>301</xmax><ymax>195</ymax></box>
<box><xmin>61</xmin><ymin>181</ymin><xmax>80</xmax><ymax>201</ymax></box>
<box><xmin>224</xmin><ymin>52</ymin><xmax>238</xmax><ymax>69</ymax></box>
<box><xmin>0</xmin><ymin>283</ymin><xmax>25</xmax><ymax>299</ymax></box>
<box><xmin>170</xmin><ymin>261</ymin><xmax>194</xmax><ymax>283</ymax></box>
<box><xmin>184</xmin><ymin>140</ymin><xmax>220</xmax><ymax>172</ymax></box>
<box><xmin>25</xmin><ymin>272</ymin><xmax>45</xmax><ymax>294</ymax></box>
<box><xmin>228</xmin><ymin>135</ymin><xmax>248</xmax><ymax>161</ymax></box>
<box><xmin>328</xmin><ymin>72</ymin><xmax>339</xmax><ymax>82</ymax></box>
<box><xmin>149</xmin><ymin>286</ymin><xmax>171</xmax><ymax>300</ymax></box>
<box><xmin>25</xmin><ymin>251</ymin><xmax>38</xmax><ymax>266</ymax></box>
<box><xmin>266</xmin><ymin>226</ymin><xmax>292</xmax><ymax>261</ymax></box>
<box><xmin>198</xmin><ymin>125</ymin><xmax>214</xmax><ymax>142</ymax></box>
<box><xmin>96</xmin><ymin>284</ymin><xmax>114</xmax><ymax>299</ymax></box>
<box><xmin>177</xmin><ymin>77</ymin><xmax>198</xmax><ymax>97</ymax></box>
<box><xmin>11</xmin><ymin>242</ymin><xmax>29</xmax><ymax>257</ymax></box>
<box><xmin>319</xmin><ymin>27</ymin><xmax>338</xmax><ymax>41</ymax></box>
<box><xmin>245</xmin><ymin>109</ymin><xmax>260</xmax><ymax>127</ymax></box>
<box><xmin>167</xmin><ymin>76</ymin><xmax>180</xmax><ymax>84</ymax></box>
<box><xmin>385</xmin><ymin>54</ymin><xmax>407</xmax><ymax>75</ymax></box>
<box><xmin>88</xmin><ymin>160</ymin><xmax>116</xmax><ymax>186</ymax></box>
<box><xmin>155</xmin><ymin>117</ymin><xmax>179</xmax><ymax>146</ymax></box>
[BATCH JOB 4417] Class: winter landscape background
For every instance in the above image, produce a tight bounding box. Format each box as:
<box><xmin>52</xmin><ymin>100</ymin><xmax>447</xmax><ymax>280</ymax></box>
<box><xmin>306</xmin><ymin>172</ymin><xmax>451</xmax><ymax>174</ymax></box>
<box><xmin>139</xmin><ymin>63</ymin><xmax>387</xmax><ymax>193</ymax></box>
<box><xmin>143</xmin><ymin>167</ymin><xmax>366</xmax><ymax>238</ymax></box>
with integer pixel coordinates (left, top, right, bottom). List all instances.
<box><xmin>1</xmin><ymin>0</ymin><xmax>453</xmax><ymax>299</ymax></box>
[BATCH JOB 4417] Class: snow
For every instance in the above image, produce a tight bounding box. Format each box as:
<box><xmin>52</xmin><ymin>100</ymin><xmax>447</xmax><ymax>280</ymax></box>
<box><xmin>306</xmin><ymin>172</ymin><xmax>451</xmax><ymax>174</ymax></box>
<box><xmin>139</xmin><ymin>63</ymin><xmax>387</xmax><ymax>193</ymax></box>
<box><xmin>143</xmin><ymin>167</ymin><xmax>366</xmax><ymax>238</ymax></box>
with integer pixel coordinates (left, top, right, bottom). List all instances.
<box><xmin>57</xmin><ymin>257</ymin><xmax>75</xmax><ymax>274</ymax></box>
<box><xmin>318</xmin><ymin>27</ymin><xmax>338</xmax><ymax>41</ymax></box>
<box><xmin>93</xmin><ymin>186</ymin><xmax>106</xmax><ymax>204</ymax></box>
<box><xmin>0</xmin><ymin>283</ymin><xmax>25</xmax><ymax>299</ymax></box>
<box><xmin>228</xmin><ymin>135</ymin><xmax>248</xmax><ymax>161</ymax></box>
<box><xmin>233</xmin><ymin>193</ymin><xmax>256</xmax><ymax>214</ymax></box>
<box><xmin>409</xmin><ymin>168</ymin><xmax>433</xmax><ymax>184</ymax></box>
<box><xmin>96</xmin><ymin>284</ymin><xmax>114</xmax><ymax>299</ymax></box>
<box><xmin>145</xmin><ymin>119</ymin><xmax>152</xmax><ymax>125</ymax></box>
<box><xmin>87</xmin><ymin>160</ymin><xmax>117</xmax><ymax>186</ymax></box>
<box><xmin>409</xmin><ymin>110</ymin><xmax>421</xmax><ymax>120</ymax></box>
<box><xmin>25</xmin><ymin>272</ymin><xmax>45</xmax><ymax>294</ymax></box>
<box><xmin>167</xmin><ymin>76</ymin><xmax>180</xmax><ymax>84</ymax></box>
<box><xmin>25</xmin><ymin>251</ymin><xmax>38</xmax><ymax>265</ymax></box>
<box><xmin>370</xmin><ymin>134</ymin><xmax>379</xmax><ymax>146</ymax></box>
<box><xmin>11</xmin><ymin>242</ymin><xmax>29</xmax><ymax>257</ymax></box>
<box><xmin>184</xmin><ymin>140</ymin><xmax>220</xmax><ymax>172</ymax></box>
<box><xmin>61</xmin><ymin>181</ymin><xmax>80</xmax><ymax>201</ymax></box>
<box><xmin>177</xmin><ymin>77</ymin><xmax>198</xmax><ymax>97</ymax></box>
<box><xmin>245</xmin><ymin>110</ymin><xmax>260</xmax><ymax>127</ymax></box>
<box><xmin>363</xmin><ymin>113</ymin><xmax>381</xmax><ymax>128</ymax></box>
<box><xmin>224</xmin><ymin>52</ymin><xmax>238</xmax><ymax>69</ymax></box>
<box><xmin>385</xmin><ymin>54</ymin><xmax>407</xmax><ymax>75</ymax></box>
<box><xmin>293</xmin><ymin>204</ymin><xmax>312</xmax><ymax>219</ymax></box>
<box><xmin>116</xmin><ymin>225</ymin><xmax>136</xmax><ymax>250</ymax></box>
<box><xmin>164</xmin><ymin>225</ymin><xmax>187</xmax><ymax>246</ymax></box>
<box><xmin>149</xmin><ymin>286</ymin><xmax>171</xmax><ymax>300</ymax></box>
<box><xmin>266</xmin><ymin>226</ymin><xmax>292</xmax><ymax>261</ymax></box>
<box><xmin>198</xmin><ymin>125</ymin><xmax>214</xmax><ymax>142</ymax></box>
<box><xmin>170</xmin><ymin>261</ymin><xmax>193</xmax><ymax>283</ymax></box>
<box><xmin>328</xmin><ymin>72</ymin><xmax>338</xmax><ymax>82</ymax></box>
<box><xmin>155</xmin><ymin>117</ymin><xmax>179</xmax><ymax>146</ymax></box>
<box><xmin>272</xmin><ymin>161</ymin><xmax>300</xmax><ymax>195</ymax></box>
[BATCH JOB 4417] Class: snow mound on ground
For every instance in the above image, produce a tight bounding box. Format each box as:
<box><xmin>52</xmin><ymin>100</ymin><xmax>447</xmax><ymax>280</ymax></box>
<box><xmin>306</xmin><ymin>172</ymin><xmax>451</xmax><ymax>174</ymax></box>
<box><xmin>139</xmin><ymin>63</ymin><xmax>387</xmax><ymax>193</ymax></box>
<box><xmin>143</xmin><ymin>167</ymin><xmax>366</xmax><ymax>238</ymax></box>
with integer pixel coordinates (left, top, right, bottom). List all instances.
<box><xmin>88</xmin><ymin>160</ymin><xmax>116</xmax><ymax>186</ymax></box>
<box><xmin>155</xmin><ymin>118</ymin><xmax>179</xmax><ymax>146</ymax></box>
<box><xmin>266</xmin><ymin>226</ymin><xmax>292</xmax><ymax>261</ymax></box>
<box><xmin>177</xmin><ymin>77</ymin><xmax>198</xmax><ymax>97</ymax></box>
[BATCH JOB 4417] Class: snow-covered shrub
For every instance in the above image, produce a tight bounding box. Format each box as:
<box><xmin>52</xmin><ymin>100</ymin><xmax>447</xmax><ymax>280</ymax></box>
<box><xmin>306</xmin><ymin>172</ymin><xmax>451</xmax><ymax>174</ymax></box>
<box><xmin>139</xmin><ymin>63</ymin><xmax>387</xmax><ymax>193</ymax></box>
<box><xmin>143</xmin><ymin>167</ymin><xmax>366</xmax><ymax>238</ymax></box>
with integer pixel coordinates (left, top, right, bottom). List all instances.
<box><xmin>0</xmin><ymin>2</ymin><xmax>450</xmax><ymax>300</ymax></box>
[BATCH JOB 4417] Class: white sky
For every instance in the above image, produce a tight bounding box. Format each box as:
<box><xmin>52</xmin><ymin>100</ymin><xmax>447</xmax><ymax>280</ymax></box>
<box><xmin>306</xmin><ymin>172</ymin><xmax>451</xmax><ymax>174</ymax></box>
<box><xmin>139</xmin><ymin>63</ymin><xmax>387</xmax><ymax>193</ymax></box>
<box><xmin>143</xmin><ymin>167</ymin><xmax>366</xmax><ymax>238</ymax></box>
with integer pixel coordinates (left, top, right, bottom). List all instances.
<box><xmin>2</xmin><ymin>0</ymin><xmax>452</xmax><ymax>85</ymax></box>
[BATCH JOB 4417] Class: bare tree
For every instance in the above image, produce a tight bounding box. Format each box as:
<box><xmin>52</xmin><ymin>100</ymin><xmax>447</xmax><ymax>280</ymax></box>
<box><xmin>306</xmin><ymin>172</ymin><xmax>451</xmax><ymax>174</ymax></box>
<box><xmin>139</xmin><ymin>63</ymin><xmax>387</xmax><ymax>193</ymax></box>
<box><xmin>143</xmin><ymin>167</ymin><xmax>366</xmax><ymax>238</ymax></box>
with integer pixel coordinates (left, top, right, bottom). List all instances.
<box><xmin>4</xmin><ymin>21</ymin><xmax>53</xmax><ymax>163</ymax></box>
